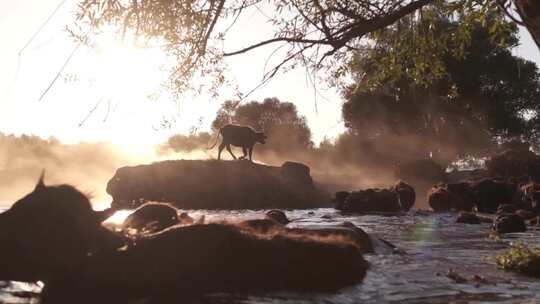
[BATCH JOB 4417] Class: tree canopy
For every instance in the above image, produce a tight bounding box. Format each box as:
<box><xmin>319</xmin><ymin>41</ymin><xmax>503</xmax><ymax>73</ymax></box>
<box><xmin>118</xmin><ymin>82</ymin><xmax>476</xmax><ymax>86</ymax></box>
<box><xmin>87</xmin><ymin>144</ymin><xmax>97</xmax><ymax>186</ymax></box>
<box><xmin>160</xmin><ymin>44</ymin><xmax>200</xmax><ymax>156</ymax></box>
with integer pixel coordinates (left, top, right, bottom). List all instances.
<box><xmin>340</xmin><ymin>15</ymin><xmax>540</xmax><ymax>165</ymax></box>
<box><xmin>73</xmin><ymin>0</ymin><xmax>539</xmax><ymax>95</ymax></box>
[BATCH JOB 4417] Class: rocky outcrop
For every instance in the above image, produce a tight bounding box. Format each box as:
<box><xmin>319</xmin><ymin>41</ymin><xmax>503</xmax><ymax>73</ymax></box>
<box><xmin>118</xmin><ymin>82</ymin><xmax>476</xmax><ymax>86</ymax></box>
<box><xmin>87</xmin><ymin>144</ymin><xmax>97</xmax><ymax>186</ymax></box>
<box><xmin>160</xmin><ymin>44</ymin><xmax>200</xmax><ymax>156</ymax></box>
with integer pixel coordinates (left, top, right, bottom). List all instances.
<box><xmin>427</xmin><ymin>186</ymin><xmax>458</xmax><ymax>212</ymax></box>
<box><xmin>106</xmin><ymin>160</ymin><xmax>329</xmax><ymax>210</ymax></box>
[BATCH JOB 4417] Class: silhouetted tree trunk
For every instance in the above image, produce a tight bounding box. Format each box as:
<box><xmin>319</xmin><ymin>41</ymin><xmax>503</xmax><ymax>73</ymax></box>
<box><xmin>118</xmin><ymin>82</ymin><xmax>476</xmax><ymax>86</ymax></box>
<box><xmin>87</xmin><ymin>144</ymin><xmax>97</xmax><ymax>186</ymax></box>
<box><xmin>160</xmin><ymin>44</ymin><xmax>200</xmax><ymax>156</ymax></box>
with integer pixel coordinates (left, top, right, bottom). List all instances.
<box><xmin>515</xmin><ymin>0</ymin><xmax>540</xmax><ymax>50</ymax></box>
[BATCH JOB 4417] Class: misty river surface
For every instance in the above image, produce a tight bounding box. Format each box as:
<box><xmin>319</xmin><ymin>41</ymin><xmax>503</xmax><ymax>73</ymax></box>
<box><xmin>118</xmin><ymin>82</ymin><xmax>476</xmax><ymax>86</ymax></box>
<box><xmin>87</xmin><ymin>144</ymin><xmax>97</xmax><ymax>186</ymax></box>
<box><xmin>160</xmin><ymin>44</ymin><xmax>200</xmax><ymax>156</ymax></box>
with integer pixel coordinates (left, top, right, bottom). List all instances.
<box><xmin>1</xmin><ymin>208</ymin><xmax>540</xmax><ymax>304</ymax></box>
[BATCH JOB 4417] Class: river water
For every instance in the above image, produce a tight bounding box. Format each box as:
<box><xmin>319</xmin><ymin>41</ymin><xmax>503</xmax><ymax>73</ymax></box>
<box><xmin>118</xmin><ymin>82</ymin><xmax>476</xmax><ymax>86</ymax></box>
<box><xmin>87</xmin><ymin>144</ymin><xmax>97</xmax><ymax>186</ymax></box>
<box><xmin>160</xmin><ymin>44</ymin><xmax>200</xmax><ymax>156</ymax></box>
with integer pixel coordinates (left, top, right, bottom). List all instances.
<box><xmin>1</xmin><ymin>208</ymin><xmax>540</xmax><ymax>303</ymax></box>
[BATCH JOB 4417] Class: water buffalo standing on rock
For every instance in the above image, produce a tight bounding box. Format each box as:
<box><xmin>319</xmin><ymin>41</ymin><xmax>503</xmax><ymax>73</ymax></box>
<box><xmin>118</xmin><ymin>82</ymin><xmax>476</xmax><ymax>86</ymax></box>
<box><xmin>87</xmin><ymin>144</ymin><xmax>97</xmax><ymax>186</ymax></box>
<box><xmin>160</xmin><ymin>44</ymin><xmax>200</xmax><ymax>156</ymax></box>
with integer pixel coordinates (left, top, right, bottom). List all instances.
<box><xmin>209</xmin><ymin>124</ymin><xmax>267</xmax><ymax>161</ymax></box>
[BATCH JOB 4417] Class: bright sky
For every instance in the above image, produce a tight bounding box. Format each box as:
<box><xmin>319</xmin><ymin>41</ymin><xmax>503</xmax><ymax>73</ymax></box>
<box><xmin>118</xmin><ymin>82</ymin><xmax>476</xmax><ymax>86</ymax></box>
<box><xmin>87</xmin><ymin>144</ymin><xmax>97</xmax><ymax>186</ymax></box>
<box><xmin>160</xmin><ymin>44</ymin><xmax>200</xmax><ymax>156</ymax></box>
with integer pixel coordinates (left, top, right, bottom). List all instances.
<box><xmin>1</xmin><ymin>1</ymin><xmax>539</xmax><ymax>146</ymax></box>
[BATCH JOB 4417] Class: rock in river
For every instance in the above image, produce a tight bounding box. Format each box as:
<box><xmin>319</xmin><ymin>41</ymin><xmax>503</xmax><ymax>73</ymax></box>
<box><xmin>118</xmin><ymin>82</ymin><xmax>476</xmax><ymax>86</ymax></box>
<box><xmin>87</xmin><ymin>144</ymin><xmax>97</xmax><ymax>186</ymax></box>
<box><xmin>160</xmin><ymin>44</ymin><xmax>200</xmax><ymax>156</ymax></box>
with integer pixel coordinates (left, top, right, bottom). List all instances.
<box><xmin>106</xmin><ymin>159</ymin><xmax>330</xmax><ymax>209</ymax></box>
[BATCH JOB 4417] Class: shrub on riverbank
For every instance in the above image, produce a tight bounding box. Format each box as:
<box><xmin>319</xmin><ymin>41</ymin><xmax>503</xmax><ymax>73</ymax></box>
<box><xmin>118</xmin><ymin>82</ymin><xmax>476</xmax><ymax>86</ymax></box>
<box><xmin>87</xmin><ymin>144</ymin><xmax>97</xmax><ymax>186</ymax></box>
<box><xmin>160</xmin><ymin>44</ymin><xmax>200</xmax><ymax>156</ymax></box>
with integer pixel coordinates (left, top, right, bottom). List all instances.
<box><xmin>495</xmin><ymin>243</ymin><xmax>540</xmax><ymax>277</ymax></box>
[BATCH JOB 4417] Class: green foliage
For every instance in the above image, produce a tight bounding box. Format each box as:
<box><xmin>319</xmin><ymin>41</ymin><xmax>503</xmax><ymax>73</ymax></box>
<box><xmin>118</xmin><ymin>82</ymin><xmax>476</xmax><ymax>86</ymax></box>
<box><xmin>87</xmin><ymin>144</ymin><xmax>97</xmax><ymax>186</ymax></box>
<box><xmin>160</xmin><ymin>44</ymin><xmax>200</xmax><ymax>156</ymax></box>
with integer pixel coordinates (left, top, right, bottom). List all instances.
<box><xmin>495</xmin><ymin>243</ymin><xmax>540</xmax><ymax>277</ymax></box>
<box><xmin>353</xmin><ymin>1</ymin><xmax>515</xmax><ymax>90</ymax></box>
<box><xmin>72</xmin><ymin>0</ymin><xmax>518</xmax><ymax>95</ymax></box>
<box><xmin>341</xmin><ymin>13</ymin><xmax>540</xmax><ymax>163</ymax></box>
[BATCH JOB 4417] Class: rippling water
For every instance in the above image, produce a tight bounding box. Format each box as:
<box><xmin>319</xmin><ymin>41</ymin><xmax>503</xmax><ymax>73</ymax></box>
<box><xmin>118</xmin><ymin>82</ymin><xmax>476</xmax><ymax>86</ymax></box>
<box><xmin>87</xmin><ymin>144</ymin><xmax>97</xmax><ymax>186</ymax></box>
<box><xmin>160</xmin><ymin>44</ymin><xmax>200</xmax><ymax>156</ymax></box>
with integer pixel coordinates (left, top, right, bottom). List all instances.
<box><xmin>2</xmin><ymin>208</ymin><xmax>540</xmax><ymax>303</ymax></box>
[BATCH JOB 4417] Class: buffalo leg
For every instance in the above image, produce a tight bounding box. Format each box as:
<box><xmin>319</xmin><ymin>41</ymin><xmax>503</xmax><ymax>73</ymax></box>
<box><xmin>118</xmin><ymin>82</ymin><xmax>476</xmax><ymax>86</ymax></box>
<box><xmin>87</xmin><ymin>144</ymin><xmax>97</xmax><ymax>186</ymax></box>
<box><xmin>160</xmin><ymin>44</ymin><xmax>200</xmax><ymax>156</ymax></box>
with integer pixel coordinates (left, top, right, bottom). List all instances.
<box><xmin>240</xmin><ymin>147</ymin><xmax>248</xmax><ymax>160</ymax></box>
<box><xmin>249</xmin><ymin>146</ymin><xmax>253</xmax><ymax>161</ymax></box>
<box><xmin>218</xmin><ymin>143</ymin><xmax>226</xmax><ymax>160</ymax></box>
<box><xmin>226</xmin><ymin>144</ymin><xmax>237</xmax><ymax>159</ymax></box>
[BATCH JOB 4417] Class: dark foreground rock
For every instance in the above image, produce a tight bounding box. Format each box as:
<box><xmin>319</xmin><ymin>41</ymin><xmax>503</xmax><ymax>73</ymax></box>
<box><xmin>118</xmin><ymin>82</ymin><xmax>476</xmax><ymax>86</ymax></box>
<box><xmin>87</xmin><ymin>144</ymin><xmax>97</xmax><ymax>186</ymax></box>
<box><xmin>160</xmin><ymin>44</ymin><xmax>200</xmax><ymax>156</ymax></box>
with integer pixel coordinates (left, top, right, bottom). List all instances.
<box><xmin>1</xmin><ymin>178</ymin><xmax>367</xmax><ymax>302</ymax></box>
<box><xmin>456</xmin><ymin>212</ymin><xmax>481</xmax><ymax>224</ymax></box>
<box><xmin>42</xmin><ymin>223</ymin><xmax>367</xmax><ymax>302</ymax></box>
<box><xmin>107</xmin><ymin>160</ymin><xmax>330</xmax><ymax>209</ymax></box>
<box><xmin>493</xmin><ymin>214</ymin><xmax>527</xmax><ymax>234</ymax></box>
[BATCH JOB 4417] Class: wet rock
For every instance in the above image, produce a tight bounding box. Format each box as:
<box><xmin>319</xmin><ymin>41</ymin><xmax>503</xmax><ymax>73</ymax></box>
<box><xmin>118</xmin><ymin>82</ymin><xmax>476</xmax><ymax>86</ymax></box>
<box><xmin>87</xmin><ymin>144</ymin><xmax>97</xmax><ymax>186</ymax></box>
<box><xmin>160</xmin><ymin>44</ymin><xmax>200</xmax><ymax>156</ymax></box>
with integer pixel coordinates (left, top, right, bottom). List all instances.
<box><xmin>265</xmin><ymin>209</ymin><xmax>290</xmax><ymax>225</ymax></box>
<box><xmin>470</xmin><ymin>178</ymin><xmax>516</xmax><ymax>213</ymax></box>
<box><xmin>392</xmin><ymin>181</ymin><xmax>416</xmax><ymax>211</ymax></box>
<box><xmin>333</xmin><ymin>191</ymin><xmax>350</xmax><ymax>210</ymax></box>
<box><xmin>122</xmin><ymin>202</ymin><xmax>179</xmax><ymax>234</ymax></box>
<box><xmin>456</xmin><ymin>212</ymin><xmax>481</xmax><ymax>224</ymax></box>
<box><xmin>107</xmin><ymin>160</ymin><xmax>329</xmax><ymax>209</ymax></box>
<box><xmin>446</xmin><ymin>182</ymin><xmax>475</xmax><ymax>211</ymax></box>
<box><xmin>428</xmin><ymin>186</ymin><xmax>457</xmax><ymax>212</ymax></box>
<box><xmin>337</xmin><ymin>188</ymin><xmax>401</xmax><ymax>213</ymax></box>
<box><xmin>515</xmin><ymin>209</ymin><xmax>537</xmax><ymax>220</ymax></box>
<box><xmin>493</xmin><ymin>214</ymin><xmax>527</xmax><ymax>234</ymax></box>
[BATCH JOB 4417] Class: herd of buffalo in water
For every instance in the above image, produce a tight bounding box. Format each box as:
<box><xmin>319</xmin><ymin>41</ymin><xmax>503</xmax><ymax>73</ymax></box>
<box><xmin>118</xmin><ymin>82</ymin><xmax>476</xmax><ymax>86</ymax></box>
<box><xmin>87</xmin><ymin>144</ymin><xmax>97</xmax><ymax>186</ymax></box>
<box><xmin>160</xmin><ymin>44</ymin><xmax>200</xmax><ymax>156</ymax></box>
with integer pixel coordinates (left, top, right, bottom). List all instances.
<box><xmin>1</xmin><ymin>142</ymin><xmax>540</xmax><ymax>302</ymax></box>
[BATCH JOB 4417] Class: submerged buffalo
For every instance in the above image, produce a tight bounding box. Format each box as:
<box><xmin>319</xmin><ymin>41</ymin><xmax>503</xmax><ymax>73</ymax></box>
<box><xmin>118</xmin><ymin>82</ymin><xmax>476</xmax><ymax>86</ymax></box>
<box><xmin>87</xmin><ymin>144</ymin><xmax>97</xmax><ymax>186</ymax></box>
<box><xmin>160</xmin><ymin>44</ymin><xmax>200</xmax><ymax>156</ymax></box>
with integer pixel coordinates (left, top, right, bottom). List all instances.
<box><xmin>0</xmin><ymin>176</ymin><xmax>368</xmax><ymax>302</ymax></box>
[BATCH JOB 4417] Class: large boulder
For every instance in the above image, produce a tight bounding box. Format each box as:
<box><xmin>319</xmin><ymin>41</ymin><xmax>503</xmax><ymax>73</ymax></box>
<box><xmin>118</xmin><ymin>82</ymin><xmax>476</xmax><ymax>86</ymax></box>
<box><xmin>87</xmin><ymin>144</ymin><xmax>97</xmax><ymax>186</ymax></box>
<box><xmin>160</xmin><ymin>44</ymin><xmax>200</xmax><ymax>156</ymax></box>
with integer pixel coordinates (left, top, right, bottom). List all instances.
<box><xmin>427</xmin><ymin>185</ymin><xmax>460</xmax><ymax>212</ymax></box>
<box><xmin>107</xmin><ymin>160</ymin><xmax>329</xmax><ymax>209</ymax></box>
<box><xmin>470</xmin><ymin>178</ymin><xmax>516</xmax><ymax>213</ymax></box>
<box><xmin>493</xmin><ymin>214</ymin><xmax>527</xmax><ymax>234</ymax></box>
<box><xmin>337</xmin><ymin>188</ymin><xmax>401</xmax><ymax>213</ymax></box>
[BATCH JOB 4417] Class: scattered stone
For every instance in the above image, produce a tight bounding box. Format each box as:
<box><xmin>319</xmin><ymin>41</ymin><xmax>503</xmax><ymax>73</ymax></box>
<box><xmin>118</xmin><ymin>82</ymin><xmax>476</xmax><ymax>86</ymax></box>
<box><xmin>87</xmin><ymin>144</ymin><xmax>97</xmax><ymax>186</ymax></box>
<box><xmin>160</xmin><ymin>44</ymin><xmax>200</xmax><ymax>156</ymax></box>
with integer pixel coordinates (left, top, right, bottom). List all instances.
<box><xmin>456</xmin><ymin>212</ymin><xmax>481</xmax><ymax>224</ymax></box>
<box><xmin>265</xmin><ymin>210</ymin><xmax>290</xmax><ymax>225</ymax></box>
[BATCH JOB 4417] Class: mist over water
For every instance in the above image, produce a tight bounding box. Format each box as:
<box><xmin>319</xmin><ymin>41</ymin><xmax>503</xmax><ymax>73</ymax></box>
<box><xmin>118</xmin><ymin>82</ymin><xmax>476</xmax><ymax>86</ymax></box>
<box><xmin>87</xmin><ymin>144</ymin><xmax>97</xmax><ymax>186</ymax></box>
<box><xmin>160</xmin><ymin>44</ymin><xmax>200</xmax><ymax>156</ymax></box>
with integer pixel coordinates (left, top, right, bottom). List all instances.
<box><xmin>0</xmin><ymin>133</ymin><xmax>211</xmax><ymax>208</ymax></box>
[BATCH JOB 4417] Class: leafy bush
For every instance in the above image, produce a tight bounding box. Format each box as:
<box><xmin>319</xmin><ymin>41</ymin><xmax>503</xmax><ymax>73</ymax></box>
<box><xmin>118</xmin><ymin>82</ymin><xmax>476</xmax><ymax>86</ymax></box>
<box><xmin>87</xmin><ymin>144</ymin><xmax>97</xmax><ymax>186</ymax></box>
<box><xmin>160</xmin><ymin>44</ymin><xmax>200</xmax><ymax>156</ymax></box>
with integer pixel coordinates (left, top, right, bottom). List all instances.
<box><xmin>495</xmin><ymin>243</ymin><xmax>540</xmax><ymax>277</ymax></box>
